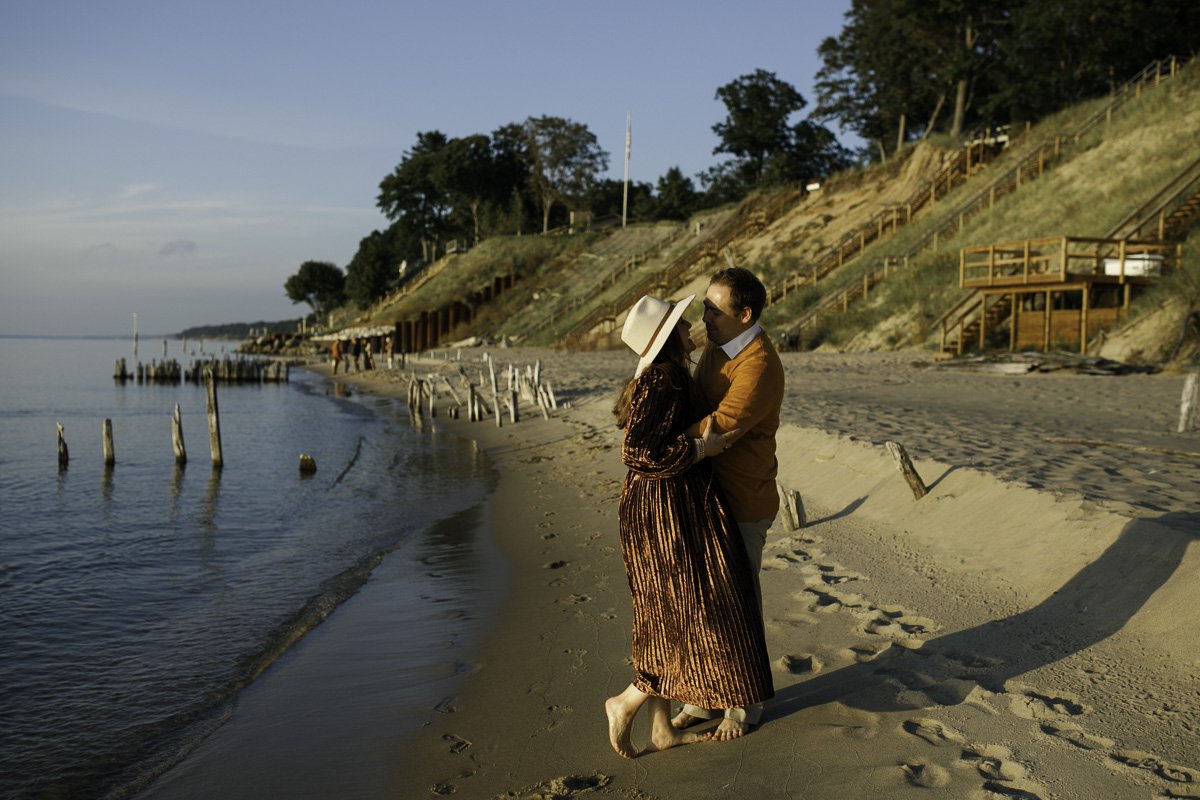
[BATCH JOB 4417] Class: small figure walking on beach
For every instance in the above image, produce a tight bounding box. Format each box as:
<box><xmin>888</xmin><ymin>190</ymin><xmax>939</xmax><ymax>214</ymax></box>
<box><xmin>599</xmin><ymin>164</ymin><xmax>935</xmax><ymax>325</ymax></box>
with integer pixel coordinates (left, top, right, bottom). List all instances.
<box><xmin>604</xmin><ymin>294</ymin><xmax>774</xmax><ymax>758</ymax></box>
<box><xmin>330</xmin><ymin>339</ymin><xmax>342</xmax><ymax>375</ymax></box>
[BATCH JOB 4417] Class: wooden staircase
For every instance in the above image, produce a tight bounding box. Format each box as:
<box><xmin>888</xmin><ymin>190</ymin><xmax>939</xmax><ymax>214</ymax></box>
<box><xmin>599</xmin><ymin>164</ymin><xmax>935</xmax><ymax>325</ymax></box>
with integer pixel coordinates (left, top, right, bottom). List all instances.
<box><xmin>787</xmin><ymin>55</ymin><xmax>1189</xmax><ymax>347</ymax></box>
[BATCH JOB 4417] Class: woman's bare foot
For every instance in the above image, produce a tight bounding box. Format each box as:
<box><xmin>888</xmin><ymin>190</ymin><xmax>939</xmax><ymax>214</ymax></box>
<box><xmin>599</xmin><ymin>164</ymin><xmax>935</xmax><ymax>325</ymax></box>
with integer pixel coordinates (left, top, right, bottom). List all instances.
<box><xmin>644</xmin><ymin>728</ymin><xmax>706</xmax><ymax>754</ymax></box>
<box><xmin>670</xmin><ymin>710</ymin><xmax>705</xmax><ymax>730</ymax></box>
<box><xmin>604</xmin><ymin>696</ymin><xmax>639</xmax><ymax>759</ymax></box>
<box><xmin>710</xmin><ymin>718</ymin><xmax>750</xmax><ymax>741</ymax></box>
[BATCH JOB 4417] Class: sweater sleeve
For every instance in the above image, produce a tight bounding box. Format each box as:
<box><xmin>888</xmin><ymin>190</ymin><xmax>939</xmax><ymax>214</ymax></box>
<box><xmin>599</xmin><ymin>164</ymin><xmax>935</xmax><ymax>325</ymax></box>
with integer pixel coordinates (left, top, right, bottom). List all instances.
<box><xmin>710</xmin><ymin>349</ymin><xmax>783</xmax><ymax>437</ymax></box>
<box><xmin>621</xmin><ymin>368</ymin><xmax>696</xmax><ymax>478</ymax></box>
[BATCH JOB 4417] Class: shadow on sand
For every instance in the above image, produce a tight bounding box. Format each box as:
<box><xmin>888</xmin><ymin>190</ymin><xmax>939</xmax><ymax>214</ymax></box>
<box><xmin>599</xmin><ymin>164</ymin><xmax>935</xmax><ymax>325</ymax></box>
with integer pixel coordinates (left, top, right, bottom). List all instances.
<box><xmin>767</xmin><ymin>511</ymin><xmax>1199</xmax><ymax>719</ymax></box>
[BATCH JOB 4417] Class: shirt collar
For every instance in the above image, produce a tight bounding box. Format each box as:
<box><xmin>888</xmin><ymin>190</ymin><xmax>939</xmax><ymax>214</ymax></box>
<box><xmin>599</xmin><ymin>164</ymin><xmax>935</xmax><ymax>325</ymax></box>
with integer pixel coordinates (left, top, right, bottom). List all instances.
<box><xmin>718</xmin><ymin>324</ymin><xmax>762</xmax><ymax>359</ymax></box>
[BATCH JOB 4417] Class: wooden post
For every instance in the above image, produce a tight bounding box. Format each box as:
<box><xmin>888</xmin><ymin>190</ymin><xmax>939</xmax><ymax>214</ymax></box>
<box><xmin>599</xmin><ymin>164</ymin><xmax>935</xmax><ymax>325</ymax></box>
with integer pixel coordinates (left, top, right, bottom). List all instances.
<box><xmin>776</xmin><ymin>481</ymin><xmax>806</xmax><ymax>530</ymax></box>
<box><xmin>204</xmin><ymin>368</ymin><xmax>223</xmax><ymax>469</ymax></box>
<box><xmin>299</xmin><ymin>454</ymin><xmax>317</xmax><ymax>474</ymax></box>
<box><xmin>510</xmin><ymin>389</ymin><xmax>519</xmax><ymax>423</ymax></box>
<box><xmin>1178</xmin><ymin>369</ymin><xmax>1199</xmax><ymax>433</ymax></box>
<box><xmin>57</xmin><ymin>422</ymin><xmax>69</xmax><ymax>470</ymax></box>
<box><xmin>468</xmin><ymin>385</ymin><xmax>478</xmax><ymax>422</ymax></box>
<box><xmin>489</xmin><ymin>356</ymin><xmax>501</xmax><ymax>428</ymax></box>
<box><xmin>885</xmin><ymin>441</ymin><xmax>927</xmax><ymax>500</ymax></box>
<box><xmin>172</xmin><ymin>403</ymin><xmax>187</xmax><ymax>465</ymax></box>
<box><xmin>102</xmin><ymin>418</ymin><xmax>115</xmax><ymax>467</ymax></box>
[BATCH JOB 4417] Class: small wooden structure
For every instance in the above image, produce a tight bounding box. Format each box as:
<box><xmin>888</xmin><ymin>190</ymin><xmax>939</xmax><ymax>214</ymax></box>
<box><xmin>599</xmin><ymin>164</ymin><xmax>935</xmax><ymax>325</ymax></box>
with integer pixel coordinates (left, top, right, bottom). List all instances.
<box><xmin>940</xmin><ymin>236</ymin><xmax>1181</xmax><ymax>354</ymax></box>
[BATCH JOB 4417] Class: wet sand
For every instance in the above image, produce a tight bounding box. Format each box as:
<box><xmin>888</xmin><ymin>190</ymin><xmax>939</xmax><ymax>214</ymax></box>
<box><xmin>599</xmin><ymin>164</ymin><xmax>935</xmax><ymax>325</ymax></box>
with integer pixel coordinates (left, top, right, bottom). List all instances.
<box><xmin>141</xmin><ymin>348</ymin><xmax>1200</xmax><ymax>799</ymax></box>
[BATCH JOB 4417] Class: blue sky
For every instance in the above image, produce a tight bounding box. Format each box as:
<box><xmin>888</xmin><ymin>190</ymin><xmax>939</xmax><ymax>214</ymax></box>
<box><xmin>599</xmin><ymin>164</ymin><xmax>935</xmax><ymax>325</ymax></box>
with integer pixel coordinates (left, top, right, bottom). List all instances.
<box><xmin>0</xmin><ymin>0</ymin><xmax>852</xmax><ymax>336</ymax></box>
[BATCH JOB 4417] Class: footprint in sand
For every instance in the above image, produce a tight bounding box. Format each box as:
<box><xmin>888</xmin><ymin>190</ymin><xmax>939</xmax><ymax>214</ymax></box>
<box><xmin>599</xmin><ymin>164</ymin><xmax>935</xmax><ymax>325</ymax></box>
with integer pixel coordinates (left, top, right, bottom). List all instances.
<box><xmin>1111</xmin><ymin>750</ymin><xmax>1198</xmax><ymax>783</ymax></box>
<box><xmin>1039</xmin><ymin>721</ymin><xmax>1114</xmax><ymax>750</ymax></box>
<box><xmin>850</xmin><ymin>641</ymin><xmax>893</xmax><ymax>663</ymax></box>
<box><xmin>1007</xmin><ymin>685</ymin><xmax>1088</xmax><ymax>719</ymax></box>
<box><xmin>779</xmin><ymin>653</ymin><xmax>823</xmax><ymax>674</ymax></box>
<box><xmin>981</xmin><ymin>779</ymin><xmax>1047</xmax><ymax>799</ymax></box>
<box><xmin>544</xmin><ymin>560</ymin><xmax>569</xmax><ymax>569</ymax></box>
<box><xmin>961</xmin><ymin>744</ymin><xmax>1027</xmax><ymax>781</ymax></box>
<box><xmin>508</xmin><ymin>774</ymin><xmax>612</xmax><ymax>797</ymax></box>
<box><xmin>901</xmin><ymin>717</ymin><xmax>966</xmax><ymax>746</ymax></box>
<box><xmin>434</xmin><ymin>696</ymin><xmax>456</xmax><ymax>714</ymax></box>
<box><xmin>442</xmin><ymin>733</ymin><xmax>472</xmax><ymax>754</ymax></box>
<box><xmin>900</xmin><ymin>759</ymin><xmax>951</xmax><ymax>788</ymax></box>
<box><xmin>563</xmin><ymin>594</ymin><xmax>592</xmax><ymax>604</ymax></box>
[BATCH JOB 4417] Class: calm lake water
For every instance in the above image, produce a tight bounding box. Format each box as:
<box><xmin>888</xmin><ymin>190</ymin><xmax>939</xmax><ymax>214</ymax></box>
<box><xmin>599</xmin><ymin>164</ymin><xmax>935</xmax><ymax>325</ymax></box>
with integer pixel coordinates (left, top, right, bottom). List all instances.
<box><xmin>0</xmin><ymin>337</ymin><xmax>496</xmax><ymax>799</ymax></box>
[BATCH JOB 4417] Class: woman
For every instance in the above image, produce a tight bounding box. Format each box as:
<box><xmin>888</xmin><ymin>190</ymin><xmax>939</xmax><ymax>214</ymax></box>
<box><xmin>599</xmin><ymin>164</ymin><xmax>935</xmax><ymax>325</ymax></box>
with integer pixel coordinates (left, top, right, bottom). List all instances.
<box><xmin>604</xmin><ymin>294</ymin><xmax>774</xmax><ymax>758</ymax></box>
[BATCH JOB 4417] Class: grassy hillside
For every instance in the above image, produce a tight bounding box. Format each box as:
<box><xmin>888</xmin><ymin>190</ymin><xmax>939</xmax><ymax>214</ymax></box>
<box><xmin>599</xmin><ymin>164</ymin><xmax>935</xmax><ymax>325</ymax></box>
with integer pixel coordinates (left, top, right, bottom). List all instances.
<box><xmin>349</xmin><ymin>59</ymin><xmax>1198</xmax><ymax>365</ymax></box>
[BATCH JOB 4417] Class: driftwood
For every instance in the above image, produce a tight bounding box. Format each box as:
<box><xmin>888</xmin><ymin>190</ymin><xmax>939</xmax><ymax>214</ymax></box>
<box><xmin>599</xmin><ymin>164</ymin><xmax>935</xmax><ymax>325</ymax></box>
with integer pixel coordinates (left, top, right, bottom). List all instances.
<box><xmin>929</xmin><ymin>352</ymin><xmax>1159</xmax><ymax>375</ymax></box>
<box><xmin>777</xmin><ymin>482</ymin><xmax>806</xmax><ymax>530</ymax></box>
<box><xmin>1045</xmin><ymin>436</ymin><xmax>1200</xmax><ymax>460</ymax></box>
<box><xmin>886</xmin><ymin>441</ymin><xmax>927</xmax><ymax>499</ymax></box>
<box><xmin>1179</xmin><ymin>368</ymin><xmax>1199</xmax><ymax>433</ymax></box>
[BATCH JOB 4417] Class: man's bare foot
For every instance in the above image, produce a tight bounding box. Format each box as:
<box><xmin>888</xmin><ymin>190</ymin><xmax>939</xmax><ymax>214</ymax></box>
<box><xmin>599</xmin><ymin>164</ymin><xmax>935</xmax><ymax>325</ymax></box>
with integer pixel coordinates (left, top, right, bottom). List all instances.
<box><xmin>710</xmin><ymin>718</ymin><xmax>750</xmax><ymax>741</ymax></box>
<box><xmin>604</xmin><ymin>696</ymin><xmax>639</xmax><ymax>759</ymax></box>
<box><xmin>670</xmin><ymin>711</ymin><xmax>705</xmax><ymax>730</ymax></box>
<box><xmin>644</xmin><ymin>728</ymin><xmax>705</xmax><ymax>754</ymax></box>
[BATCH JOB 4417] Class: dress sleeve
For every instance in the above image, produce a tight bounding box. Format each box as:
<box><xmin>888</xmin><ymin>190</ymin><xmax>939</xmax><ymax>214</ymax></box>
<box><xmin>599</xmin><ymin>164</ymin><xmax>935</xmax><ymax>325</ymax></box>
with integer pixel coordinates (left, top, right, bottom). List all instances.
<box><xmin>621</xmin><ymin>369</ymin><xmax>695</xmax><ymax>478</ymax></box>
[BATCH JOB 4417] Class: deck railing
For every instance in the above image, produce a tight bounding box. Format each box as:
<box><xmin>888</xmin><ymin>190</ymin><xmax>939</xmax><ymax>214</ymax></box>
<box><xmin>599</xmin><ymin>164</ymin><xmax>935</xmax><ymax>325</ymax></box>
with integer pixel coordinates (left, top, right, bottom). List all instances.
<box><xmin>960</xmin><ymin>237</ymin><xmax>1182</xmax><ymax>287</ymax></box>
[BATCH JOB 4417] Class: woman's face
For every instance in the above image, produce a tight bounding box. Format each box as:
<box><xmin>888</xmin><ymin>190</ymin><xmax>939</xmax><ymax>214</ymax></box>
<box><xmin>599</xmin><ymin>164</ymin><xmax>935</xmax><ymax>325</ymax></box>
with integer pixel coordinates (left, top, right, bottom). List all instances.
<box><xmin>675</xmin><ymin>318</ymin><xmax>696</xmax><ymax>355</ymax></box>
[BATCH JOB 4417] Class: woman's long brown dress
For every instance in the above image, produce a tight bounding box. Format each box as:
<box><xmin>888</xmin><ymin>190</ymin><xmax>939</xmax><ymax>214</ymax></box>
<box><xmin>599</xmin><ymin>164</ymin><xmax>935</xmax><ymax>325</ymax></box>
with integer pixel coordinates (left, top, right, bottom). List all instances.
<box><xmin>618</xmin><ymin>363</ymin><xmax>773</xmax><ymax>709</ymax></box>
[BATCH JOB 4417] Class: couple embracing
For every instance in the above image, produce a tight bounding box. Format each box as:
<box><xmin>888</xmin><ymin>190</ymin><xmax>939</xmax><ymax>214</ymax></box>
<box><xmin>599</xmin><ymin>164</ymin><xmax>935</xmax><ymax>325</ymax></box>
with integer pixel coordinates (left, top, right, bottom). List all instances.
<box><xmin>605</xmin><ymin>267</ymin><xmax>785</xmax><ymax>758</ymax></box>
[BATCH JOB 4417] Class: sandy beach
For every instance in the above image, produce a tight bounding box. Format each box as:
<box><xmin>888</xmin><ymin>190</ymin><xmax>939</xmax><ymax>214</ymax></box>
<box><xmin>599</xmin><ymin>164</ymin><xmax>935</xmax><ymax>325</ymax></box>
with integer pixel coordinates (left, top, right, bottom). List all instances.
<box><xmin>144</xmin><ymin>348</ymin><xmax>1198</xmax><ymax>799</ymax></box>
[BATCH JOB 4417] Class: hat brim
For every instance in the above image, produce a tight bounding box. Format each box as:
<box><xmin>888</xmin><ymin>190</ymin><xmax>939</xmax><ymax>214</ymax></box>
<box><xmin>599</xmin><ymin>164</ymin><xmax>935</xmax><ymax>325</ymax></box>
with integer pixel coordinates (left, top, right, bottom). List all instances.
<box><xmin>634</xmin><ymin>294</ymin><xmax>695</xmax><ymax>378</ymax></box>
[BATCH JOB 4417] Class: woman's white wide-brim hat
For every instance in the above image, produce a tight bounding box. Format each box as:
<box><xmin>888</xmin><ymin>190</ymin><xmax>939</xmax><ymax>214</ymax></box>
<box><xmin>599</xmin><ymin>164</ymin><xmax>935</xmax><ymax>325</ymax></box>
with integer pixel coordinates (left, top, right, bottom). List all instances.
<box><xmin>621</xmin><ymin>293</ymin><xmax>695</xmax><ymax>378</ymax></box>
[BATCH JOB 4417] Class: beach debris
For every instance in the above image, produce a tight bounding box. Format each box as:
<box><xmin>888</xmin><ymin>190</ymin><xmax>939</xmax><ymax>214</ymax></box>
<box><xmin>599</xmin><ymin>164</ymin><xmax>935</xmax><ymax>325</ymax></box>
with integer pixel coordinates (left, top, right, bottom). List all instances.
<box><xmin>925</xmin><ymin>351</ymin><xmax>1160</xmax><ymax>375</ymax></box>
<box><xmin>1179</xmin><ymin>367</ymin><xmax>1198</xmax><ymax>432</ymax></box>
<box><xmin>777</xmin><ymin>481</ymin><xmax>806</xmax><ymax>529</ymax></box>
<box><xmin>442</xmin><ymin>733</ymin><xmax>472</xmax><ymax>754</ymax></box>
<box><xmin>886</xmin><ymin>441</ymin><xmax>928</xmax><ymax>499</ymax></box>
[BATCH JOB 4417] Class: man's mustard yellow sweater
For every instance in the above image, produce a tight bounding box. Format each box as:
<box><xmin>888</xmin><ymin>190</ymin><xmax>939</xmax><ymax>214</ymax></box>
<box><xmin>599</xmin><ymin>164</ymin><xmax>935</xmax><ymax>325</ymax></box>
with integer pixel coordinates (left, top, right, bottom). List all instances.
<box><xmin>691</xmin><ymin>332</ymin><xmax>785</xmax><ymax>523</ymax></box>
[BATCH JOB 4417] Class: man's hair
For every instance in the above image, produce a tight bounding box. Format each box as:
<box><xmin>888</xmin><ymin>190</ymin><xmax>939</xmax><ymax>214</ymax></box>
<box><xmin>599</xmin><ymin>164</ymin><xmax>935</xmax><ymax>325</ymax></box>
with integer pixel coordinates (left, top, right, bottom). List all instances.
<box><xmin>711</xmin><ymin>267</ymin><xmax>767</xmax><ymax>322</ymax></box>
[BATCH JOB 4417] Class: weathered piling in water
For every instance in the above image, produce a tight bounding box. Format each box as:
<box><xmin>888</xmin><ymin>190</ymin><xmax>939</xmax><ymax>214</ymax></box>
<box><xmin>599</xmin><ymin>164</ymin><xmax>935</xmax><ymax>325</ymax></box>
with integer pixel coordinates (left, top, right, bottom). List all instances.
<box><xmin>57</xmin><ymin>422</ymin><xmax>69</xmax><ymax>470</ymax></box>
<box><xmin>172</xmin><ymin>403</ymin><xmax>187</xmax><ymax>465</ymax></box>
<box><xmin>183</xmin><ymin>357</ymin><xmax>290</xmax><ymax>385</ymax></box>
<box><xmin>113</xmin><ymin>358</ymin><xmax>131</xmax><ymax>382</ymax></box>
<box><xmin>204</xmin><ymin>369</ymin><xmax>223</xmax><ymax>469</ymax></box>
<box><xmin>102</xmin><ymin>419</ymin><xmax>115</xmax><ymax>467</ymax></box>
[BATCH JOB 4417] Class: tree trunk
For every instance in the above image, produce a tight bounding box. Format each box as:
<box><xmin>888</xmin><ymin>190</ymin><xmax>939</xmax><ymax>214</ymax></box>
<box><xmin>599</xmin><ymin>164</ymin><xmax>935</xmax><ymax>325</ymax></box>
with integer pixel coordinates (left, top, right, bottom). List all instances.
<box><xmin>950</xmin><ymin>78</ymin><xmax>968</xmax><ymax>137</ymax></box>
<box><xmin>541</xmin><ymin>194</ymin><xmax>553</xmax><ymax>233</ymax></box>
<box><xmin>895</xmin><ymin>113</ymin><xmax>907</xmax><ymax>152</ymax></box>
<box><xmin>923</xmin><ymin>92</ymin><xmax>947</xmax><ymax>140</ymax></box>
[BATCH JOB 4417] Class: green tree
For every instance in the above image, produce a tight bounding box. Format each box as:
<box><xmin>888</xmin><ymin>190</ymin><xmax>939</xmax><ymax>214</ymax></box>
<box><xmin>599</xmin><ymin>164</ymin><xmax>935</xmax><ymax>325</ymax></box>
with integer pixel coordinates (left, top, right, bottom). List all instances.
<box><xmin>711</xmin><ymin>69</ymin><xmax>853</xmax><ymax>192</ymax></box>
<box><xmin>712</xmin><ymin>69</ymin><xmax>808</xmax><ymax>187</ymax></box>
<box><xmin>523</xmin><ymin>115</ymin><xmax>610</xmax><ymax>233</ymax></box>
<box><xmin>344</xmin><ymin>227</ymin><xmax>400</xmax><ymax>309</ymax></box>
<box><xmin>284</xmin><ymin>260</ymin><xmax>345</xmax><ymax>317</ymax></box>
<box><xmin>377</xmin><ymin>131</ymin><xmax>453</xmax><ymax>262</ymax></box>
<box><xmin>655</xmin><ymin>167</ymin><xmax>698</xmax><ymax>220</ymax></box>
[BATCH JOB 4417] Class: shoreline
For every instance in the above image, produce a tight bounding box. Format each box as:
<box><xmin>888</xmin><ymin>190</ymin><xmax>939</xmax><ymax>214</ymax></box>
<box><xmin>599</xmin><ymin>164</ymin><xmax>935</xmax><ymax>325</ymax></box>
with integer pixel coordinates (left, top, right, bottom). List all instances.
<box><xmin>143</xmin><ymin>349</ymin><xmax>1199</xmax><ymax>799</ymax></box>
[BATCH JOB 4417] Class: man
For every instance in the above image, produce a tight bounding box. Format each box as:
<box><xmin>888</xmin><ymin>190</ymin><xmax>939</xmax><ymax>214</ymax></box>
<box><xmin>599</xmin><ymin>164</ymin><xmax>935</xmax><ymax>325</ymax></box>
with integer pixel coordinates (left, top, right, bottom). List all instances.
<box><xmin>674</xmin><ymin>266</ymin><xmax>785</xmax><ymax>741</ymax></box>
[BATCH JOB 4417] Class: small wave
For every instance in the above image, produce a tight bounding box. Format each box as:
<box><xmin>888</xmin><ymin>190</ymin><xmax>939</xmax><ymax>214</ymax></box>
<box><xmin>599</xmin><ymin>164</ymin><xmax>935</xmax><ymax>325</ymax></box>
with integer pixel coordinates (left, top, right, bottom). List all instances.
<box><xmin>332</xmin><ymin>435</ymin><xmax>366</xmax><ymax>487</ymax></box>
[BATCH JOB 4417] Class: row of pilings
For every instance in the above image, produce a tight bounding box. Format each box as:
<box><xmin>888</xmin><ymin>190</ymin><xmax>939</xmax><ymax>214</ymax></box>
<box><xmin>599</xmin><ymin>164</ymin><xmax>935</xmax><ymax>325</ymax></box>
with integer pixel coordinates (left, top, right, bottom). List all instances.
<box><xmin>113</xmin><ymin>357</ymin><xmax>290</xmax><ymax>385</ymax></box>
<box><xmin>394</xmin><ymin>274</ymin><xmax>517</xmax><ymax>353</ymax></box>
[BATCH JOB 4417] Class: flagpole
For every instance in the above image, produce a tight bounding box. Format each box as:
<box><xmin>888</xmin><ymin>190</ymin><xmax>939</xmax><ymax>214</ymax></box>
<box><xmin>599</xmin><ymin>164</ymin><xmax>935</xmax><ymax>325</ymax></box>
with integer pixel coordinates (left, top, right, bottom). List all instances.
<box><xmin>621</xmin><ymin>112</ymin><xmax>631</xmax><ymax>229</ymax></box>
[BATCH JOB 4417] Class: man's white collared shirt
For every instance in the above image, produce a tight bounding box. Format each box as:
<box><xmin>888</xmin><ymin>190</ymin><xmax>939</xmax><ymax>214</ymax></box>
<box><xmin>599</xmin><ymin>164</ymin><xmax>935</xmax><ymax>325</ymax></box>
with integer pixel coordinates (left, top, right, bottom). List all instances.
<box><xmin>719</xmin><ymin>324</ymin><xmax>763</xmax><ymax>360</ymax></box>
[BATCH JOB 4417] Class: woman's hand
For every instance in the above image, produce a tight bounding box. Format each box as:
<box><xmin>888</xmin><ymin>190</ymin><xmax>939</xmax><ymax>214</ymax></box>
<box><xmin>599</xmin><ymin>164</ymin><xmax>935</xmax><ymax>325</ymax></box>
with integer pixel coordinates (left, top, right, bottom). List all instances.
<box><xmin>699</xmin><ymin>414</ymin><xmax>740</xmax><ymax>458</ymax></box>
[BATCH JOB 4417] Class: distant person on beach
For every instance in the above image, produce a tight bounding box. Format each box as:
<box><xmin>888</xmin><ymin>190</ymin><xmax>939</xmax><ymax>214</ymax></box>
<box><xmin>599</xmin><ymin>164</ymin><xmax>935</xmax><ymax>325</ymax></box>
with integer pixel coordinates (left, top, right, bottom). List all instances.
<box><xmin>604</xmin><ymin>293</ymin><xmax>774</xmax><ymax>758</ymax></box>
<box><xmin>672</xmin><ymin>266</ymin><xmax>784</xmax><ymax>742</ymax></box>
<box><xmin>330</xmin><ymin>339</ymin><xmax>342</xmax><ymax>375</ymax></box>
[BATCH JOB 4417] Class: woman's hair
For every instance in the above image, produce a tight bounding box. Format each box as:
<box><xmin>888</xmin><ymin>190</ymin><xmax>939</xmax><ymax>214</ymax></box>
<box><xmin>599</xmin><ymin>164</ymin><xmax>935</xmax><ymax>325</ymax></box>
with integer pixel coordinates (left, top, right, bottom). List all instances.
<box><xmin>612</xmin><ymin>323</ymin><xmax>689</xmax><ymax>428</ymax></box>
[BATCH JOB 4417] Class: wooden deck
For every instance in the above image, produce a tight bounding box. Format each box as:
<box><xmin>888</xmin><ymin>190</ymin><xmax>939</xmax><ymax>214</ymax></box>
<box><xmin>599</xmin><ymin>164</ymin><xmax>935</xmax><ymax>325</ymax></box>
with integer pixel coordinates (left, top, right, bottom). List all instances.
<box><xmin>960</xmin><ymin>236</ymin><xmax>1181</xmax><ymax>289</ymax></box>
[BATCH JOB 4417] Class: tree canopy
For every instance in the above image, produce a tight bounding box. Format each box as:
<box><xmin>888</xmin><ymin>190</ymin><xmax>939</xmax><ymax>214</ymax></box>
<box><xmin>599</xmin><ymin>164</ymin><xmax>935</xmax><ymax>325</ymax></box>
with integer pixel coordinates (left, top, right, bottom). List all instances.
<box><xmin>523</xmin><ymin>116</ymin><xmax>610</xmax><ymax>233</ymax></box>
<box><xmin>284</xmin><ymin>260</ymin><xmax>345</xmax><ymax>317</ymax></box>
<box><xmin>815</xmin><ymin>0</ymin><xmax>1200</xmax><ymax>155</ymax></box>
